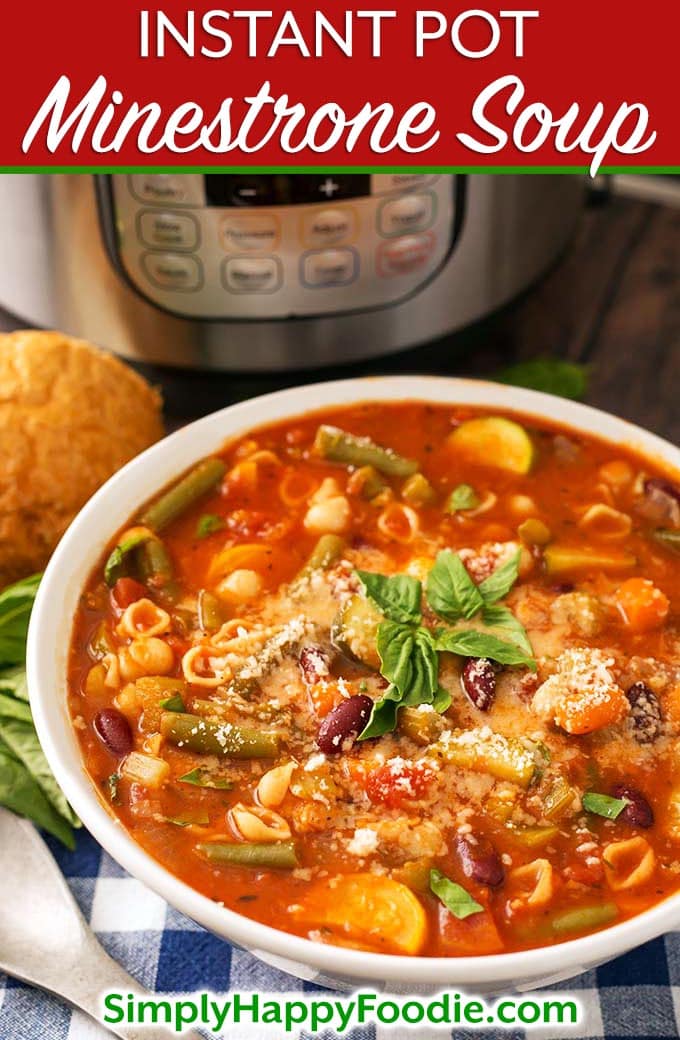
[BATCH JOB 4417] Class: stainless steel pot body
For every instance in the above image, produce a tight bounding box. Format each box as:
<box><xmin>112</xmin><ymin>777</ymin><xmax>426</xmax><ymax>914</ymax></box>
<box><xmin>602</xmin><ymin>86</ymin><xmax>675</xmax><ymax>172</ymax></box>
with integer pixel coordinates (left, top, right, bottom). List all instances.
<box><xmin>0</xmin><ymin>173</ymin><xmax>583</xmax><ymax>371</ymax></box>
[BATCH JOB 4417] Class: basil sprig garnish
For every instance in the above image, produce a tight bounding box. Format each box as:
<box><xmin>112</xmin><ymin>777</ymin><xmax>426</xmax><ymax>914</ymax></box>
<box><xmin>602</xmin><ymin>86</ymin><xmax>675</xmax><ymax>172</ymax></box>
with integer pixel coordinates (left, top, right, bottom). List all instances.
<box><xmin>356</xmin><ymin>571</ymin><xmax>422</xmax><ymax>624</ymax></box>
<box><xmin>358</xmin><ymin>548</ymin><xmax>535</xmax><ymax>737</ymax></box>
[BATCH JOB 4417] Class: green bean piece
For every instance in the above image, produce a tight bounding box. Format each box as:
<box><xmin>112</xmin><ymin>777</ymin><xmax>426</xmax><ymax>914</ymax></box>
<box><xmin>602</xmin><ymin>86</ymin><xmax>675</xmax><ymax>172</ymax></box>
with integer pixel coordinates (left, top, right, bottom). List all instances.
<box><xmin>305</xmin><ymin>533</ymin><xmax>345</xmax><ymax>572</ymax></box>
<box><xmin>104</xmin><ymin>528</ymin><xmax>151</xmax><ymax>586</ymax></box>
<box><xmin>198</xmin><ymin>589</ymin><xmax>224</xmax><ymax>633</ymax></box>
<box><xmin>160</xmin><ymin>712</ymin><xmax>279</xmax><ymax>759</ymax></box>
<box><xmin>198</xmin><ymin>841</ymin><xmax>298</xmax><ymax>869</ymax></box>
<box><xmin>138</xmin><ymin>537</ymin><xmax>174</xmax><ymax>584</ymax></box>
<box><xmin>551</xmin><ymin>903</ymin><xmax>618</xmax><ymax>935</ymax></box>
<box><xmin>402</xmin><ymin>472</ymin><xmax>436</xmax><ymax>507</ymax></box>
<box><xmin>314</xmin><ymin>425</ymin><xmax>418</xmax><ymax>477</ymax></box>
<box><xmin>291</xmin><ymin>534</ymin><xmax>345</xmax><ymax>592</ymax></box>
<box><xmin>352</xmin><ymin>465</ymin><xmax>386</xmax><ymax>500</ymax></box>
<box><xmin>140</xmin><ymin>458</ymin><xmax>226</xmax><ymax>532</ymax></box>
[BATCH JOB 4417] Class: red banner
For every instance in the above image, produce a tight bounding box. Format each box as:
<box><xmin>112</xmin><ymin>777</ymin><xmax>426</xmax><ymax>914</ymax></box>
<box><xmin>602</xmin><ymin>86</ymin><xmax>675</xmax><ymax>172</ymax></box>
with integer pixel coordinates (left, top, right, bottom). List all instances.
<box><xmin>3</xmin><ymin>1</ymin><xmax>677</xmax><ymax>170</ymax></box>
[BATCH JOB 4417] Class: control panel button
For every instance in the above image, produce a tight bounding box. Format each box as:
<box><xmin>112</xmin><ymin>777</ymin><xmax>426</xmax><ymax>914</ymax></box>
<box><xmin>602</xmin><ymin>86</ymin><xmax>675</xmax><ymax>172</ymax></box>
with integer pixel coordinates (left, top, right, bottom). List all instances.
<box><xmin>141</xmin><ymin>252</ymin><xmax>202</xmax><ymax>291</ymax></box>
<box><xmin>222</xmin><ymin>257</ymin><xmax>282</xmax><ymax>294</ymax></box>
<box><xmin>137</xmin><ymin>211</ymin><xmax>199</xmax><ymax>250</ymax></box>
<box><xmin>205</xmin><ymin>175</ymin><xmax>280</xmax><ymax>207</ymax></box>
<box><xmin>371</xmin><ymin>174</ymin><xmax>439</xmax><ymax>195</ymax></box>
<box><xmin>291</xmin><ymin>176</ymin><xmax>371</xmax><ymax>204</ymax></box>
<box><xmin>129</xmin><ymin>175</ymin><xmax>204</xmax><ymax>206</ymax></box>
<box><xmin>302</xmin><ymin>208</ymin><xmax>356</xmax><ymax>247</ymax></box>
<box><xmin>377</xmin><ymin>234</ymin><xmax>436</xmax><ymax>277</ymax></box>
<box><xmin>301</xmin><ymin>248</ymin><xmax>359</xmax><ymax>288</ymax></box>
<box><xmin>220</xmin><ymin>214</ymin><xmax>279</xmax><ymax>253</ymax></box>
<box><xmin>378</xmin><ymin>193</ymin><xmax>435</xmax><ymax>237</ymax></box>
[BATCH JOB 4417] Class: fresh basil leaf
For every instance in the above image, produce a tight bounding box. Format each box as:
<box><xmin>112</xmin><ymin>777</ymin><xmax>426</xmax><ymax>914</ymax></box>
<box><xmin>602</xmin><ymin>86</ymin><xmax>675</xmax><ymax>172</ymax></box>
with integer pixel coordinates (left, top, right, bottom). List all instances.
<box><xmin>196</xmin><ymin>514</ymin><xmax>226</xmax><ymax>539</ymax></box>
<box><xmin>159</xmin><ymin>693</ymin><xmax>185</xmax><ymax>712</ymax></box>
<box><xmin>435</xmin><ymin>628</ymin><xmax>536</xmax><ymax>668</ymax></box>
<box><xmin>377</xmin><ymin>621</ymin><xmax>438</xmax><ymax>700</ymax></box>
<box><xmin>432</xmin><ymin>684</ymin><xmax>452</xmax><ymax>713</ymax></box>
<box><xmin>0</xmin><ymin>717</ymin><xmax>80</xmax><ymax>827</ymax></box>
<box><xmin>0</xmin><ymin>741</ymin><xmax>74</xmax><ymax>849</ymax></box>
<box><xmin>356</xmin><ymin>571</ymin><xmax>422</xmax><ymax>624</ymax></box>
<box><xmin>478</xmin><ymin>550</ymin><xmax>521</xmax><ymax>604</ymax></box>
<box><xmin>430</xmin><ymin>868</ymin><xmax>483</xmax><ymax>919</ymax></box>
<box><xmin>178</xmin><ymin>768</ymin><xmax>234</xmax><ymax>790</ymax></box>
<box><xmin>357</xmin><ymin>696</ymin><xmax>400</xmax><ymax>741</ymax></box>
<box><xmin>496</xmin><ymin>359</ymin><xmax>590</xmax><ymax>401</ymax></box>
<box><xmin>0</xmin><ymin>666</ymin><xmax>29</xmax><ymax>701</ymax></box>
<box><xmin>446</xmin><ymin>484</ymin><xmax>480</xmax><ymax>513</ymax></box>
<box><xmin>480</xmin><ymin>604</ymin><xmax>534</xmax><ymax>657</ymax></box>
<box><xmin>0</xmin><ymin>574</ymin><xmax>41</xmax><ymax>666</ymax></box>
<box><xmin>104</xmin><ymin>531</ymin><xmax>150</xmax><ymax>587</ymax></box>
<box><xmin>0</xmin><ymin>692</ymin><xmax>32</xmax><ymax>723</ymax></box>
<box><xmin>582</xmin><ymin>791</ymin><xmax>628</xmax><ymax>820</ymax></box>
<box><xmin>426</xmin><ymin>550</ymin><xmax>484</xmax><ymax>622</ymax></box>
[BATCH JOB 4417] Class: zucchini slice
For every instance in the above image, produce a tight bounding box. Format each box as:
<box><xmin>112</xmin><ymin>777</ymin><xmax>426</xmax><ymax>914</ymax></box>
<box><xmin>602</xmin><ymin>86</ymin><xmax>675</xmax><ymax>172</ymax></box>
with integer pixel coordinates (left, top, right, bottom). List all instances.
<box><xmin>331</xmin><ymin>594</ymin><xmax>383</xmax><ymax>669</ymax></box>
<box><xmin>448</xmin><ymin>416</ymin><xmax>535</xmax><ymax>474</ymax></box>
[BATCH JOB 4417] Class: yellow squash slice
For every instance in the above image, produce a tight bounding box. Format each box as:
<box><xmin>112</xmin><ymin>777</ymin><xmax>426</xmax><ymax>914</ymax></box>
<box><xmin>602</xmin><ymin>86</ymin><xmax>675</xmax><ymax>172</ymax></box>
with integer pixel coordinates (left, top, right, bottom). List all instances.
<box><xmin>448</xmin><ymin>416</ymin><xmax>535</xmax><ymax>474</ymax></box>
<box><xmin>293</xmin><ymin>873</ymin><xmax>427</xmax><ymax>955</ymax></box>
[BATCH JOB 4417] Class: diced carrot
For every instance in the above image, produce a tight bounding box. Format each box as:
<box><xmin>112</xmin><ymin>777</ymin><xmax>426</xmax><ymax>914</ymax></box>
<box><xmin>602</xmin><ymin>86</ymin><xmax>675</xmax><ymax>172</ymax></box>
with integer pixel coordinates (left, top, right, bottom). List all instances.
<box><xmin>365</xmin><ymin>761</ymin><xmax>435</xmax><ymax>808</ymax></box>
<box><xmin>111</xmin><ymin>577</ymin><xmax>147</xmax><ymax>611</ymax></box>
<box><xmin>553</xmin><ymin>685</ymin><xmax>629</xmax><ymax>735</ymax></box>
<box><xmin>309</xmin><ymin>682</ymin><xmax>345</xmax><ymax>718</ymax></box>
<box><xmin>293</xmin><ymin>874</ymin><xmax>427</xmax><ymax>955</ymax></box>
<box><xmin>436</xmin><ymin>903</ymin><xmax>504</xmax><ymax>955</ymax></box>
<box><xmin>615</xmin><ymin>578</ymin><xmax>670</xmax><ymax>633</ymax></box>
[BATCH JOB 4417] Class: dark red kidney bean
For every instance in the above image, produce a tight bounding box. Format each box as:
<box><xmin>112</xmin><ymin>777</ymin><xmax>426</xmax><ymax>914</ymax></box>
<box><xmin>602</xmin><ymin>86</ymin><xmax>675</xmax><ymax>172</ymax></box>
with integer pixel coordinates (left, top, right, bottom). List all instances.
<box><xmin>317</xmin><ymin>695</ymin><xmax>373</xmax><ymax>754</ymax></box>
<box><xmin>461</xmin><ymin>658</ymin><xmax>496</xmax><ymax>712</ymax></box>
<box><xmin>611</xmin><ymin>783</ymin><xmax>654</xmax><ymax>829</ymax></box>
<box><xmin>626</xmin><ymin>681</ymin><xmax>663</xmax><ymax>744</ymax></box>
<box><xmin>456</xmin><ymin>834</ymin><xmax>505</xmax><ymax>887</ymax></box>
<box><xmin>298</xmin><ymin>645</ymin><xmax>331</xmax><ymax>686</ymax></box>
<box><xmin>94</xmin><ymin>709</ymin><xmax>133</xmax><ymax>756</ymax></box>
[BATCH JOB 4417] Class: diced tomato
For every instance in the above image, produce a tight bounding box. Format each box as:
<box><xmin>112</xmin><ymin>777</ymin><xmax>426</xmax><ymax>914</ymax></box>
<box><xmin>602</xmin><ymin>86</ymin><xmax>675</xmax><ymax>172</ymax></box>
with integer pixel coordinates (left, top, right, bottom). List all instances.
<box><xmin>365</xmin><ymin>761</ymin><xmax>434</xmax><ymax>808</ymax></box>
<box><xmin>110</xmin><ymin>578</ymin><xmax>147</xmax><ymax>611</ymax></box>
<box><xmin>436</xmin><ymin>903</ymin><xmax>504</xmax><ymax>955</ymax></box>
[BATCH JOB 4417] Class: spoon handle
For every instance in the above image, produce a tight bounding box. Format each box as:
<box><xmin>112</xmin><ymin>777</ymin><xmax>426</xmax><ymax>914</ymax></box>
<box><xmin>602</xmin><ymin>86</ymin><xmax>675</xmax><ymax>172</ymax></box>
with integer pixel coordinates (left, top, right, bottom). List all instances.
<box><xmin>56</xmin><ymin>931</ymin><xmax>205</xmax><ymax>1040</ymax></box>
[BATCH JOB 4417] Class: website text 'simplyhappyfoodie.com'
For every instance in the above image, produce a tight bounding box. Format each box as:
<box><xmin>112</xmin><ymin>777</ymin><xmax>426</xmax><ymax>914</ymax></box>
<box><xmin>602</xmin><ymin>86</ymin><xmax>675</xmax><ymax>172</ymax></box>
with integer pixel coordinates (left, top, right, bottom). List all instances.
<box><xmin>101</xmin><ymin>989</ymin><xmax>582</xmax><ymax>1034</ymax></box>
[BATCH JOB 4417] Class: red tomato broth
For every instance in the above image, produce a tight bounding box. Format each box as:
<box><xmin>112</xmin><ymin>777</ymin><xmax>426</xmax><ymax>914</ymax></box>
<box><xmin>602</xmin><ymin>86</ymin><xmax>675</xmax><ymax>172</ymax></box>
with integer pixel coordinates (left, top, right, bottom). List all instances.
<box><xmin>68</xmin><ymin>402</ymin><xmax>680</xmax><ymax>956</ymax></box>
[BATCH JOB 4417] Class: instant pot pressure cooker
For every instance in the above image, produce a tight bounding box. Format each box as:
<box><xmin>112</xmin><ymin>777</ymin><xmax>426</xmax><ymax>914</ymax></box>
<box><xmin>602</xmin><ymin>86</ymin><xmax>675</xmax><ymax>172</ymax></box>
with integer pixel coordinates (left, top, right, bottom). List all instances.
<box><xmin>0</xmin><ymin>174</ymin><xmax>583</xmax><ymax>371</ymax></box>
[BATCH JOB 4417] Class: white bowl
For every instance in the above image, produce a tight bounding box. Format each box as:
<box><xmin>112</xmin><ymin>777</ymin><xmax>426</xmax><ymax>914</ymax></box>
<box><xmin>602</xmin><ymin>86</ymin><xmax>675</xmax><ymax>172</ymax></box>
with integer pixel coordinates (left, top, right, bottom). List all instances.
<box><xmin>28</xmin><ymin>376</ymin><xmax>680</xmax><ymax>993</ymax></box>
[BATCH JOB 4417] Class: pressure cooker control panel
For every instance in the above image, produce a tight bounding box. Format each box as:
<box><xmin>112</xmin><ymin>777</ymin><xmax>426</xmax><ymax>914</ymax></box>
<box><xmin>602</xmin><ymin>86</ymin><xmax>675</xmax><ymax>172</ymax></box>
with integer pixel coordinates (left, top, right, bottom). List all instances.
<box><xmin>102</xmin><ymin>174</ymin><xmax>461</xmax><ymax>320</ymax></box>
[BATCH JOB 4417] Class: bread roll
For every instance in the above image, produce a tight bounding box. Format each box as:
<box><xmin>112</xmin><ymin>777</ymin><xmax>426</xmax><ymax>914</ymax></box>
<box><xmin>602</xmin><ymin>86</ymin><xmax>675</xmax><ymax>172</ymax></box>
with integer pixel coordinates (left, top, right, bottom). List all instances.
<box><xmin>0</xmin><ymin>330</ymin><xmax>163</xmax><ymax>585</ymax></box>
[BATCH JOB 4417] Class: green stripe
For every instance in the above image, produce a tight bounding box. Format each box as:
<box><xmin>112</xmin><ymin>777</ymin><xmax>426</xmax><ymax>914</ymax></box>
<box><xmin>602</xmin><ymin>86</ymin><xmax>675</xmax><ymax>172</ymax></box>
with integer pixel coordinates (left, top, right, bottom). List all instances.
<box><xmin>0</xmin><ymin>165</ymin><xmax>679</xmax><ymax>175</ymax></box>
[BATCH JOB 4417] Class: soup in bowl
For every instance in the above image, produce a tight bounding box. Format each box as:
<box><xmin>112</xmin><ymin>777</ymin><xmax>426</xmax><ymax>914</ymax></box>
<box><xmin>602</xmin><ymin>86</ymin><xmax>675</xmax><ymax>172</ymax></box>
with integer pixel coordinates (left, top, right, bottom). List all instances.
<box><xmin>28</xmin><ymin>378</ymin><xmax>680</xmax><ymax>990</ymax></box>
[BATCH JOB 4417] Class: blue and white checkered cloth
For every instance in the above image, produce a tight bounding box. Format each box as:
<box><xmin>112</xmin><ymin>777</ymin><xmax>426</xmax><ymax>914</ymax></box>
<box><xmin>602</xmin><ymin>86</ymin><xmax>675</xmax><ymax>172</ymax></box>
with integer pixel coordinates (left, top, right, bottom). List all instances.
<box><xmin>1</xmin><ymin>827</ymin><xmax>680</xmax><ymax>1040</ymax></box>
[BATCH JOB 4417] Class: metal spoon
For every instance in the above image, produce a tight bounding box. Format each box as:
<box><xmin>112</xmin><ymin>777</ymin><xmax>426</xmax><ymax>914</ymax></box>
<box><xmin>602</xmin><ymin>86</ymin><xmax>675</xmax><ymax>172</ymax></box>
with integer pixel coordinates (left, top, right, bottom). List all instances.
<box><xmin>0</xmin><ymin>808</ymin><xmax>203</xmax><ymax>1040</ymax></box>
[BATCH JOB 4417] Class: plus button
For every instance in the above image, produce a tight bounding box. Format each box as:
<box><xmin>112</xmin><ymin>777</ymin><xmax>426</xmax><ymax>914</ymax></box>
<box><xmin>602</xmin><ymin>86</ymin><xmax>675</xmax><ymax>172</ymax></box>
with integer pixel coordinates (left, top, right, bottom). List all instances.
<box><xmin>318</xmin><ymin>177</ymin><xmax>340</xmax><ymax>198</ymax></box>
